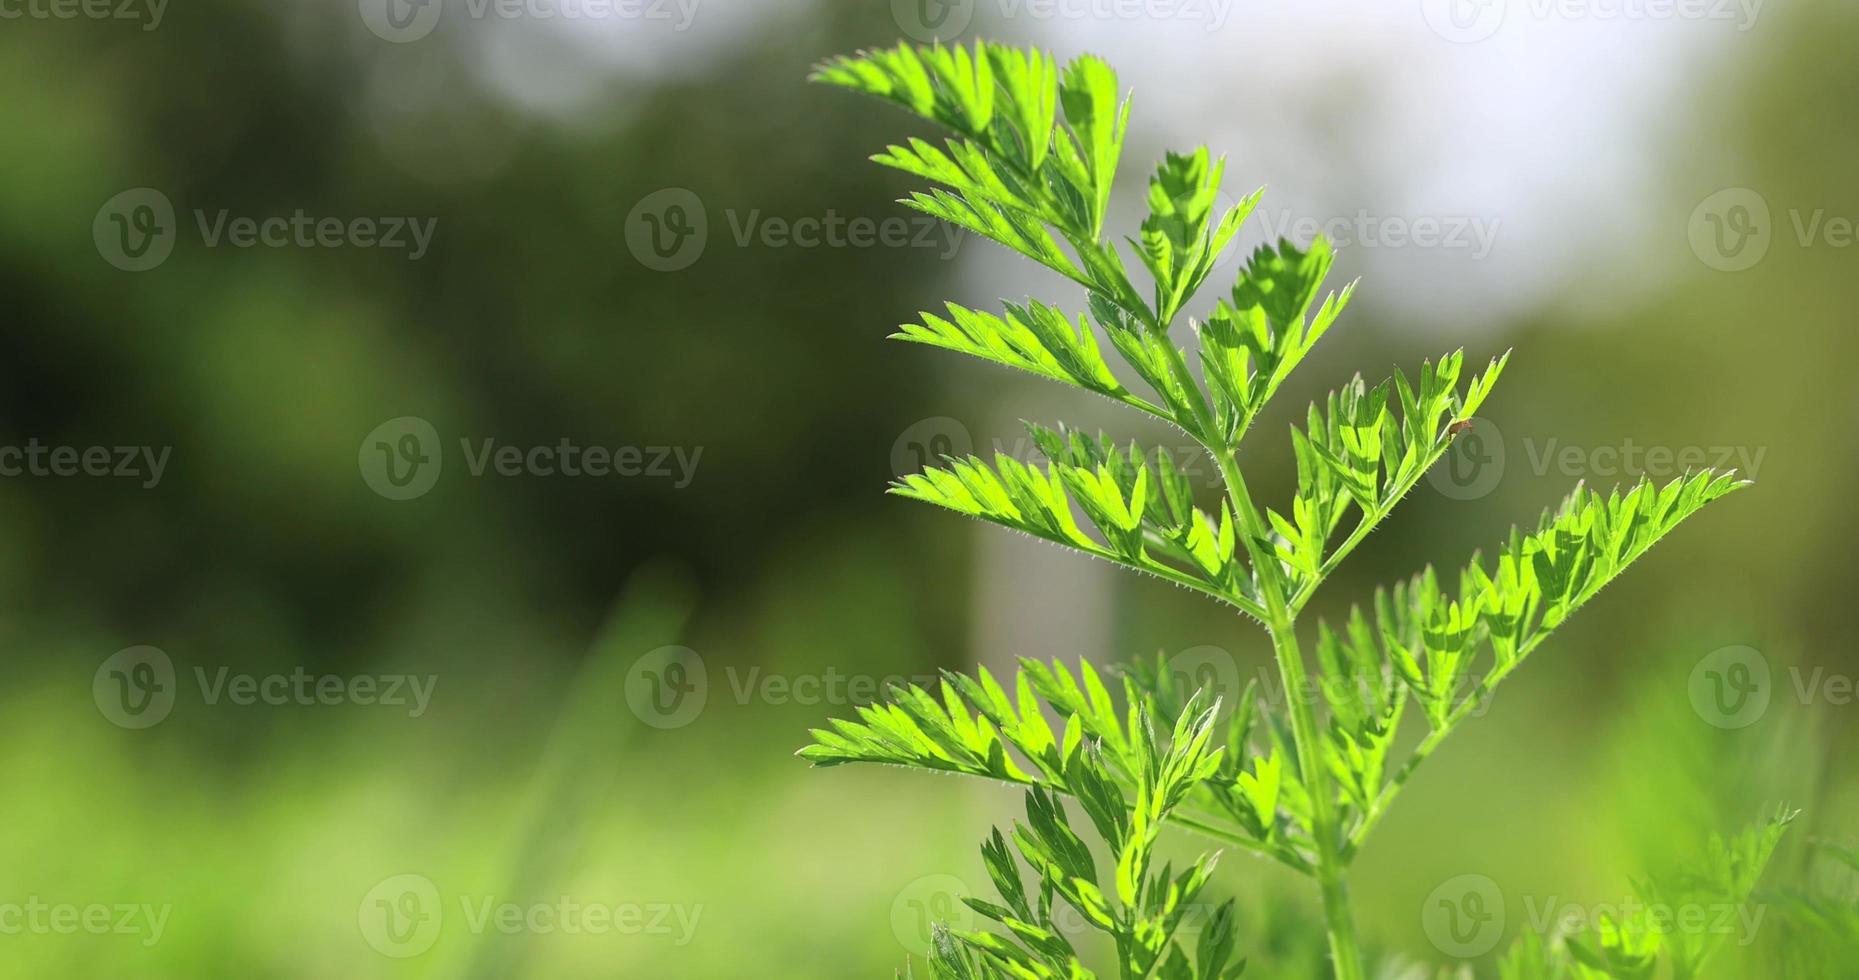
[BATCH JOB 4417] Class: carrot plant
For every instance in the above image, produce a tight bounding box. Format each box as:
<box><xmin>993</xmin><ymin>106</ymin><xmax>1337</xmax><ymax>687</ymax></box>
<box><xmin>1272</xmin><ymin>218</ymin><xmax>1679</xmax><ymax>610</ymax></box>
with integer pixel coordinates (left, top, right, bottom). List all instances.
<box><xmin>800</xmin><ymin>40</ymin><xmax>1780</xmax><ymax>979</ymax></box>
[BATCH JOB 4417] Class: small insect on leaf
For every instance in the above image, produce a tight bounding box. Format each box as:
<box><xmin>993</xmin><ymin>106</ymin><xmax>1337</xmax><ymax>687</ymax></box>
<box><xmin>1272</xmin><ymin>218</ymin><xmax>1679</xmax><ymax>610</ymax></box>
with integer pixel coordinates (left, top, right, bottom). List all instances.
<box><xmin>1447</xmin><ymin>419</ymin><xmax>1475</xmax><ymax>437</ymax></box>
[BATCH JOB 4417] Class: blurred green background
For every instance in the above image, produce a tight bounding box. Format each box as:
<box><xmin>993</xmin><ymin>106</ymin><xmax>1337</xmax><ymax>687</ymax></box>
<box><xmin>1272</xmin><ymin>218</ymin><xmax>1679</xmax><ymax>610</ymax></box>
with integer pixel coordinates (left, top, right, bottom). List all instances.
<box><xmin>3</xmin><ymin>0</ymin><xmax>1857</xmax><ymax>975</ymax></box>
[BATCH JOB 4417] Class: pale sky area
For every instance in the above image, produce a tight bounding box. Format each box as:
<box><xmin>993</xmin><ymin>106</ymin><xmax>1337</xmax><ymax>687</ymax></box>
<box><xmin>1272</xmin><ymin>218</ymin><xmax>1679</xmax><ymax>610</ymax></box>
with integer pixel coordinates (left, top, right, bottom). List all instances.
<box><xmin>363</xmin><ymin>0</ymin><xmax>1764</xmax><ymax>330</ymax></box>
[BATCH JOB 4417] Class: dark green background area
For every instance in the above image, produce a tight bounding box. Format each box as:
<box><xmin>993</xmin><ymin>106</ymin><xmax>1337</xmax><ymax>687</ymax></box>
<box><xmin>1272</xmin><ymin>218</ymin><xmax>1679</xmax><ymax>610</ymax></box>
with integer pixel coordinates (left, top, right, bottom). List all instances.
<box><xmin>2</xmin><ymin>0</ymin><xmax>1855</xmax><ymax>976</ymax></box>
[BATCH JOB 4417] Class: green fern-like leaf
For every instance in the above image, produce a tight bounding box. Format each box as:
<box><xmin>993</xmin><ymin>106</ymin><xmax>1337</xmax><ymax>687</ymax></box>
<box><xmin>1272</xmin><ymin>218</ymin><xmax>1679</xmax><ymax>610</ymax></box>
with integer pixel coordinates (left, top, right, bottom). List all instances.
<box><xmin>889</xmin><ymin>448</ymin><xmax>1263</xmax><ymax>619</ymax></box>
<box><xmin>900</xmin><ymin>699</ymin><xmax>1248</xmax><ymax>980</ymax></box>
<box><xmin>1496</xmin><ymin>809</ymin><xmax>1794</xmax><ymax>980</ymax></box>
<box><xmin>1342</xmin><ymin>471</ymin><xmax>1751</xmax><ymax>852</ymax></box>
<box><xmin>810</xmin><ymin>37</ymin><xmax>1762</xmax><ymax>980</ymax></box>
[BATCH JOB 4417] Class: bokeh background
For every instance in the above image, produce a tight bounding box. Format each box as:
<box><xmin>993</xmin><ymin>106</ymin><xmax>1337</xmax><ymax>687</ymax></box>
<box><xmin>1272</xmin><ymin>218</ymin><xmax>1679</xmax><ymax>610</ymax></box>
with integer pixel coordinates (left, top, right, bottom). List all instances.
<box><xmin>4</xmin><ymin>0</ymin><xmax>1857</xmax><ymax>975</ymax></box>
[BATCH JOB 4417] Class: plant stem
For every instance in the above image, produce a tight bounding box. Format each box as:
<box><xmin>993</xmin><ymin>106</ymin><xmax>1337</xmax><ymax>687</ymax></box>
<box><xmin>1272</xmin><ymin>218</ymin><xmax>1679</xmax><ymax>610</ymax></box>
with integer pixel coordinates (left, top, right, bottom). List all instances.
<box><xmin>1264</xmin><ymin>605</ymin><xmax>1366</xmax><ymax>980</ymax></box>
<box><xmin>1212</xmin><ymin>451</ymin><xmax>1366</xmax><ymax>980</ymax></box>
<box><xmin>1157</xmin><ymin>315</ymin><xmax>1364</xmax><ymax>977</ymax></box>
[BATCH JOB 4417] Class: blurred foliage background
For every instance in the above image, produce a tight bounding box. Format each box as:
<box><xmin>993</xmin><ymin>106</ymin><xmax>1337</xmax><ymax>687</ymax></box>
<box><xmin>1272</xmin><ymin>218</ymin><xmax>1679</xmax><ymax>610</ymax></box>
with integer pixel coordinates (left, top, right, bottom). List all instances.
<box><xmin>2</xmin><ymin>0</ymin><xmax>1857</xmax><ymax>976</ymax></box>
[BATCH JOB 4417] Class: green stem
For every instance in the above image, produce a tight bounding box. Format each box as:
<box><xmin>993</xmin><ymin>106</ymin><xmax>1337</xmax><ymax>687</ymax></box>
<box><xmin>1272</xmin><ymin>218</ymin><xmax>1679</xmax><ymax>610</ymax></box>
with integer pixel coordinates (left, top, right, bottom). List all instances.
<box><xmin>1316</xmin><ymin>870</ymin><xmax>1366</xmax><ymax>980</ymax></box>
<box><xmin>1263</xmin><ymin>604</ymin><xmax>1366</xmax><ymax>980</ymax></box>
<box><xmin>1213</xmin><ymin>452</ymin><xmax>1365</xmax><ymax>980</ymax></box>
<box><xmin>1151</xmin><ymin>297</ymin><xmax>1363</xmax><ymax>978</ymax></box>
